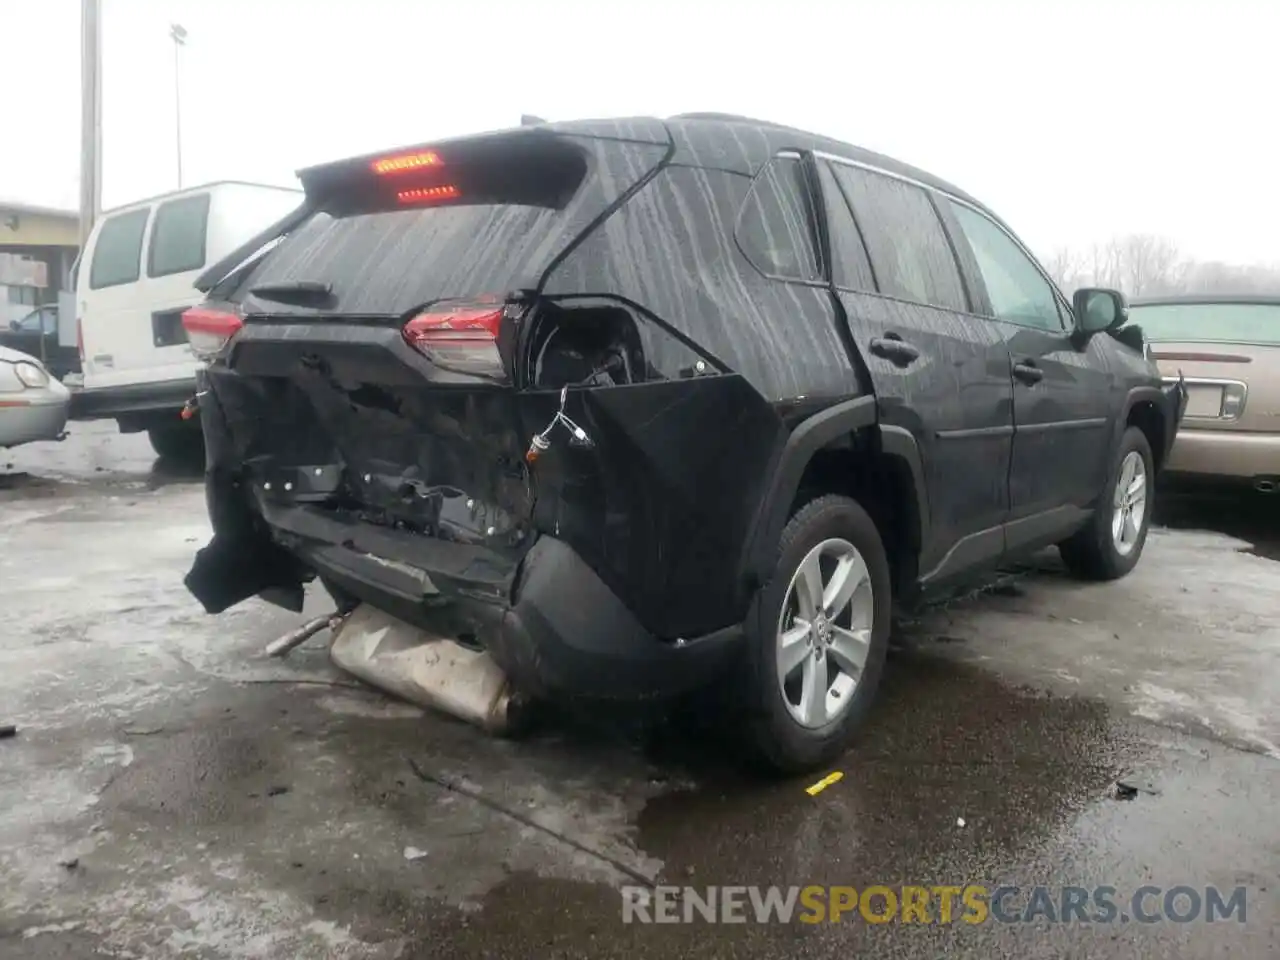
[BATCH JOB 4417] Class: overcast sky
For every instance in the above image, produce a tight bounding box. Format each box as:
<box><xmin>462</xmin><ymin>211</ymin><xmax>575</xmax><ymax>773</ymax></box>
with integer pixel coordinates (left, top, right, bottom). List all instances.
<box><xmin>4</xmin><ymin>0</ymin><xmax>1275</xmax><ymax>264</ymax></box>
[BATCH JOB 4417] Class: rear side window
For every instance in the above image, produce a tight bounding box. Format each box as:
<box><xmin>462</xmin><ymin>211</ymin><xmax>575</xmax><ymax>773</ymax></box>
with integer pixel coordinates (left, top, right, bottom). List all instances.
<box><xmin>829</xmin><ymin>164</ymin><xmax>967</xmax><ymax>312</ymax></box>
<box><xmin>148</xmin><ymin>193</ymin><xmax>211</xmax><ymax>277</ymax></box>
<box><xmin>736</xmin><ymin>155</ymin><xmax>823</xmax><ymax>283</ymax></box>
<box><xmin>89</xmin><ymin>208</ymin><xmax>150</xmax><ymax>289</ymax></box>
<box><xmin>816</xmin><ymin>161</ymin><xmax>875</xmax><ymax>292</ymax></box>
<box><xmin>947</xmin><ymin>200</ymin><xmax>1062</xmax><ymax>331</ymax></box>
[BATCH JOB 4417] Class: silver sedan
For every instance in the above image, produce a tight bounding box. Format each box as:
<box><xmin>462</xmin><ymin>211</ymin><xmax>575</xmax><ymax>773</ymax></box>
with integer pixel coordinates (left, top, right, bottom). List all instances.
<box><xmin>0</xmin><ymin>345</ymin><xmax>70</xmax><ymax>448</ymax></box>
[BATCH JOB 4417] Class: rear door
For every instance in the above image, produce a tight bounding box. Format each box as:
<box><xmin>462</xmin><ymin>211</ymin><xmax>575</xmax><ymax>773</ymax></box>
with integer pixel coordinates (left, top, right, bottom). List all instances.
<box><xmin>816</xmin><ymin>157</ymin><xmax>1015</xmax><ymax>578</ymax></box>
<box><xmin>141</xmin><ymin>191</ymin><xmax>213</xmax><ymax>377</ymax></box>
<box><xmin>79</xmin><ymin>205</ymin><xmax>152</xmax><ymax>386</ymax></box>
<box><xmin>941</xmin><ymin>198</ymin><xmax>1114</xmax><ymax>522</ymax></box>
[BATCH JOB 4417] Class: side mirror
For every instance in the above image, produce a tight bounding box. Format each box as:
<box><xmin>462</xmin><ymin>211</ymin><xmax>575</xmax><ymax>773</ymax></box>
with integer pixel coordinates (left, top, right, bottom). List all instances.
<box><xmin>1073</xmin><ymin>288</ymin><xmax>1128</xmax><ymax>335</ymax></box>
<box><xmin>8</xmin><ymin>320</ymin><xmax>20</xmax><ymax>331</ymax></box>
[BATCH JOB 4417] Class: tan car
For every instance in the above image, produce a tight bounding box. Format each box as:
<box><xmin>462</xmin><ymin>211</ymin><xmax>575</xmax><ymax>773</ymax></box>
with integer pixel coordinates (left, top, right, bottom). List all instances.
<box><xmin>1129</xmin><ymin>295</ymin><xmax>1280</xmax><ymax>490</ymax></box>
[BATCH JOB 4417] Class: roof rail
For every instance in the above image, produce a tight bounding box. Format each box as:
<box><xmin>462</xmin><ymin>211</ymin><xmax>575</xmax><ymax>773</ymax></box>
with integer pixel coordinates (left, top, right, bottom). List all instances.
<box><xmin>670</xmin><ymin>112</ymin><xmax>775</xmax><ymax>125</ymax></box>
<box><xmin>668</xmin><ymin>112</ymin><xmax>818</xmax><ymax>139</ymax></box>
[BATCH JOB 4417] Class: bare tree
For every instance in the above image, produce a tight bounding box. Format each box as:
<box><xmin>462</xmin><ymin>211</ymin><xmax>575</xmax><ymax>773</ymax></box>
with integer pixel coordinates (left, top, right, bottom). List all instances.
<box><xmin>1047</xmin><ymin>233</ymin><xmax>1280</xmax><ymax>298</ymax></box>
<box><xmin>1044</xmin><ymin>246</ymin><xmax>1086</xmax><ymax>292</ymax></box>
<box><xmin>1111</xmin><ymin>234</ymin><xmax>1184</xmax><ymax>297</ymax></box>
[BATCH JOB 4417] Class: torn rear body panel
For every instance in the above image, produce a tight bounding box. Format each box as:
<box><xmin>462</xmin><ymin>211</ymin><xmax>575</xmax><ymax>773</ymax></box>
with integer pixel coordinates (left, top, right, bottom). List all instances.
<box><xmin>184</xmin><ymin>120</ymin><xmax>815</xmax><ymax>702</ymax></box>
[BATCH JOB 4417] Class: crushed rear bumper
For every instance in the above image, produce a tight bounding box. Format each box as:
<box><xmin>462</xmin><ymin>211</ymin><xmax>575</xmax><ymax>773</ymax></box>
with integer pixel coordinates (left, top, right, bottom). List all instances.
<box><xmin>186</xmin><ymin>471</ymin><xmax>743</xmax><ymax>702</ymax></box>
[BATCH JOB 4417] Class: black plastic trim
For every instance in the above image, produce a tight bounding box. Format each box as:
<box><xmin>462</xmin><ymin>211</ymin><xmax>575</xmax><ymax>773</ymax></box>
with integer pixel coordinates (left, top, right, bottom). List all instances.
<box><xmin>878</xmin><ymin>423</ymin><xmax>931</xmax><ymax>554</ymax></box>
<box><xmin>740</xmin><ymin>395</ymin><xmax>876</xmax><ymax>584</ymax></box>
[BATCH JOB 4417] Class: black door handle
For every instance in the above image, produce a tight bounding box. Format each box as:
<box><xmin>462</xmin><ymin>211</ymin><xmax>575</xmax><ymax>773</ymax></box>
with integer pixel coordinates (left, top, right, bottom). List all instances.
<box><xmin>1013</xmin><ymin>360</ymin><xmax>1044</xmax><ymax>384</ymax></box>
<box><xmin>869</xmin><ymin>335</ymin><xmax>920</xmax><ymax>367</ymax></box>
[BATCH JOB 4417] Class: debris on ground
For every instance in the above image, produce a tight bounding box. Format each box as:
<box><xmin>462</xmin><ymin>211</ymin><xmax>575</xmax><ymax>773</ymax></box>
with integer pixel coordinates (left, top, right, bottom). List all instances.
<box><xmin>266</xmin><ymin>785</ymin><xmax>290</xmax><ymax>798</ymax></box>
<box><xmin>0</xmin><ymin>724</ymin><xmax>16</xmax><ymax>739</ymax></box>
<box><xmin>956</xmin><ymin>817</ymin><xmax>966</xmax><ymax>827</ymax></box>
<box><xmin>1114</xmin><ymin>778</ymin><xmax>1160</xmax><ymax>801</ymax></box>
<box><xmin>403</xmin><ymin>846</ymin><xmax>429</xmax><ymax>861</ymax></box>
<box><xmin>57</xmin><ymin>857</ymin><xmax>79</xmax><ymax>870</ymax></box>
<box><xmin>805</xmin><ymin>771</ymin><xmax>844</xmax><ymax>796</ymax></box>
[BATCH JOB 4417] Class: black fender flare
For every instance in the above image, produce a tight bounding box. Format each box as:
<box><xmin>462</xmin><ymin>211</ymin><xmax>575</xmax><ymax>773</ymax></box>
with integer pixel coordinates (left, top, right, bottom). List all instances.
<box><xmin>1116</xmin><ymin>383</ymin><xmax>1180</xmax><ymax>466</ymax></box>
<box><xmin>738</xmin><ymin>396</ymin><xmax>930</xmax><ymax>589</ymax></box>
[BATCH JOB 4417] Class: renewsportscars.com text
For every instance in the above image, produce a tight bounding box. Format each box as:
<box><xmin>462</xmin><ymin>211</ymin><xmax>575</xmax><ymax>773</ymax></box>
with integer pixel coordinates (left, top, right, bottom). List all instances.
<box><xmin>621</xmin><ymin>884</ymin><xmax>1248</xmax><ymax>925</ymax></box>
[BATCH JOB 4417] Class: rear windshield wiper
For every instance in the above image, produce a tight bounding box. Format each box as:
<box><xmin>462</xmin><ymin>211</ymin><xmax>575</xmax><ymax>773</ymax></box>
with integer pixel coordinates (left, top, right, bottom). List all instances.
<box><xmin>248</xmin><ymin>280</ymin><xmax>334</xmax><ymax>306</ymax></box>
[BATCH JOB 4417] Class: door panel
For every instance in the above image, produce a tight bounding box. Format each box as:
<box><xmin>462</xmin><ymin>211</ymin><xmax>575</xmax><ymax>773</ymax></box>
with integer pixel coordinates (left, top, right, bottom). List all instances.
<box><xmin>940</xmin><ymin>198</ymin><xmax>1113</xmax><ymax>520</ymax></box>
<box><xmin>1003</xmin><ymin>325</ymin><xmax>1115</xmax><ymax>516</ymax></box>
<box><xmin>840</xmin><ymin>291</ymin><xmax>1014</xmax><ymax>569</ymax></box>
<box><xmin>815</xmin><ymin>160</ymin><xmax>1013</xmax><ymax>573</ymax></box>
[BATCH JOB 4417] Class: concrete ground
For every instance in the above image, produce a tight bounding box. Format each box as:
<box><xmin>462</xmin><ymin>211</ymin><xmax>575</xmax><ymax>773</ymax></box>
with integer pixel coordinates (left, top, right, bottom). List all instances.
<box><xmin>1</xmin><ymin>422</ymin><xmax>1277</xmax><ymax>959</ymax></box>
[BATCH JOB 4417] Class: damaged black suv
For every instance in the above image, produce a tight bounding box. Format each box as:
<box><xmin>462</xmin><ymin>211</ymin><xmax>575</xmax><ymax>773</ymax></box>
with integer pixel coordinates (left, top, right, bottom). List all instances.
<box><xmin>184</xmin><ymin>114</ymin><xmax>1186</xmax><ymax>773</ymax></box>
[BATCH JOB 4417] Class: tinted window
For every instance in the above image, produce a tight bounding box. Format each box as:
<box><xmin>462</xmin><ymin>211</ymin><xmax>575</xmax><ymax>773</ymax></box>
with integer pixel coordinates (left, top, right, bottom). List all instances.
<box><xmin>948</xmin><ymin>201</ymin><xmax>1062</xmax><ymax>331</ymax></box>
<box><xmin>737</xmin><ymin>155</ymin><xmax>822</xmax><ymax>282</ymax></box>
<box><xmin>16</xmin><ymin>307</ymin><xmax>56</xmax><ymax>333</ymax></box>
<box><xmin>148</xmin><ymin>193</ymin><xmax>211</xmax><ymax>277</ymax></box>
<box><xmin>1128</xmin><ymin>302</ymin><xmax>1280</xmax><ymax>344</ymax></box>
<box><xmin>90</xmin><ymin>208</ymin><xmax>149</xmax><ymax>289</ymax></box>
<box><xmin>817</xmin><ymin>162</ymin><xmax>875</xmax><ymax>292</ymax></box>
<box><xmin>830</xmin><ymin>164</ymin><xmax>966</xmax><ymax>311</ymax></box>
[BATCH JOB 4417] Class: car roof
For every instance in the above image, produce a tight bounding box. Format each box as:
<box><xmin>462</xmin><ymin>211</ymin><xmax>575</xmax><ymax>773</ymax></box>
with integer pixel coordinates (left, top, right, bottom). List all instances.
<box><xmin>98</xmin><ymin>180</ymin><xmax>302</xmax><ymax>218</ymax></box>
<box><xmin>1131</xmin><ymin>294</ymin><xmax>1280</xmax><ymax>307</ymax></box>
<box><xmin>658</xmin><ymin>113</ymin><xmax>983</xmax><ymax>206</ymax></box>
<box><xmin>311</xmin><ymin>114</ymin><xmax>991</xmax><ymax>218</ymax></box>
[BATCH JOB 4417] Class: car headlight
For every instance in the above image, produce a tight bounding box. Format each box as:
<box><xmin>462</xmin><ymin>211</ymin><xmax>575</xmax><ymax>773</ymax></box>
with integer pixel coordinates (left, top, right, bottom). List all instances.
<box><xmin>14</xmin><ymin>362</ymin><xmax>50</xmax><ymax>389</ymax></box>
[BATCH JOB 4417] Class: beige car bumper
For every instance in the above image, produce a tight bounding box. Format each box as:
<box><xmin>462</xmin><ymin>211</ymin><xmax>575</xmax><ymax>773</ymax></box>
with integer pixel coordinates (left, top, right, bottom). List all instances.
<box><xmin>1166</xmin><ymin>427</ymin><xmax>1280</xmax><ymax>481</ymax></box>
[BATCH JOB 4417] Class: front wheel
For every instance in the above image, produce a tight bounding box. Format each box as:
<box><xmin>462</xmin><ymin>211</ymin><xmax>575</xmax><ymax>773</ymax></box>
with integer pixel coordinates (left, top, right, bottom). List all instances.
<box><xmin>741</xmin><ymin>495</ymin><xmax>892</xmax><ymax>775</ymax></box>
<box><xmin>1059</xmin><ymin>426</ymin><xmax>1154</xmax><ymax>581</ymax></box>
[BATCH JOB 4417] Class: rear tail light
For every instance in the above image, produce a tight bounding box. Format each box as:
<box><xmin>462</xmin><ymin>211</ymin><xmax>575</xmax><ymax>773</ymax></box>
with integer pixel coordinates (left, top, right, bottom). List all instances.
<box><xmin>397</xmin><ymin>184</ymin><xmax>461</xmax><ymax>206</ymax></box>
<box><xmin>76</xmin><ymin>317</ymin><xmax>84</xmax><ymax>363</ymax></box>
<box><xmin>403</xmin><ymin>300</ymin><xmax>506</xmax><ymax>378</ymax></box>
<box><xmin>182</xmin><ymin>306</ymin><xmax>244</xmax><ymax>360</ymax></box>
<box><xmin>371</xmin><ymin>150</ymin><xmax>443</xmax><ymax>175</ymax></box>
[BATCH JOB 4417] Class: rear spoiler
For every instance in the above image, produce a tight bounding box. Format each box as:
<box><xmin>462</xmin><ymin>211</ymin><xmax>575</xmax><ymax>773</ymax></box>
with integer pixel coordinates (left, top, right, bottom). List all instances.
<box><xmin>193</xmin><ymin>200</ymin><xmax>315</xmax><ymax>294</ymax></box>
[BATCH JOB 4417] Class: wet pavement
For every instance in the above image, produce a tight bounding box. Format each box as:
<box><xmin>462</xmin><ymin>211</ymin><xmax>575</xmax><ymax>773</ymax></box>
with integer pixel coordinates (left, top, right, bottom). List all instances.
<box><xmin>1</xmin><ymin>422</ymin><xmax>1277</xmax><ymax>958</ymax></box>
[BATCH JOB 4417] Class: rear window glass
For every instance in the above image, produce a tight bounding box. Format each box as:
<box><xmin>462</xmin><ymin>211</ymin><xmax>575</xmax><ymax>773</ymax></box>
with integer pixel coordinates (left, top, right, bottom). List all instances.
<box><xmin>148</xmin><ymin>193</ymin><xmax>211</xmax><ymax>277</ymax></box>
<box><xmin>90</xmin><ymin>208</ymin><xmax>150</xmax><ymax>289</ymax></box>
<box><xmin>1130</xmin><ymin>303</ymin><xmax>1280</xmax><ymax>344</ymax></box>
<box><xmin>243</xmin><ymin>204</ymin><xmax>578</xmax><ymax>315</ymax></box>
<box><xmin>736</xmin><ymin>155</ymin><xmax>823</xmax><ymax>282</ymax></box>
<box><xmin>830</xmin><ymin>164</ymin><xmax>967</xmax><ymax>312</ymax></box>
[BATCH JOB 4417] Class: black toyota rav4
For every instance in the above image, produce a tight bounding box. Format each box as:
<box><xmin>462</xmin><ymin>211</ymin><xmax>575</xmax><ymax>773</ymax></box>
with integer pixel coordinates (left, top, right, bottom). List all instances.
<box><xmin>183</xmin><ymin>114</ymin><xmax>1186</xmax><ymax>773</ymax></box>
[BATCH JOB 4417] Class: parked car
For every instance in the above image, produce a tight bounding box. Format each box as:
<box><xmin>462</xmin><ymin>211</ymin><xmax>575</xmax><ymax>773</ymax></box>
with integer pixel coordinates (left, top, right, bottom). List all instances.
<box><xmin>0</xmin><ymin>345</ymin><xmax>70</xmax><ymax>448</ymax></box>
<box><xmin>0</xmin><ymin>304</ymin><xmax>80</xmax><ymax>381</ymax></box>
<box><xmin>73</xmin><ymin>181</ymin><xmax>302</xmax><ymax>460</ymax></box>
<box><xmin>1130</xmin><ymin>296</ymin><xmax>1279</xmax><ymax>491</ymax></box>
<box><xmin>181</xmin><ymin>114</ymin><xmax>1186</xmax><ymax>772</ymax></box>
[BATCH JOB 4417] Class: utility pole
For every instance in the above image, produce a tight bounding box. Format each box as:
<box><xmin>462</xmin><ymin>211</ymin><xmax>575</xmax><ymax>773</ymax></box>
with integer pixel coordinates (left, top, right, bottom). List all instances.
<box><xmin>170</xmin><ymin>23</ymin><xmax>187</xmax><ymax>189</ymax></box>
<box><xmin>79</xmin><ymin>0</ymin><xmax>102</xmax><ymax>249</ymax></box>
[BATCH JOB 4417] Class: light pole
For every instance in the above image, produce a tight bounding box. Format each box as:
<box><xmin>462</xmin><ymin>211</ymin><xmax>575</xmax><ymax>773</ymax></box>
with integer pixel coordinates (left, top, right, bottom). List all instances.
<box><xmin>170</xmin><ymin>23</ymin><xmax>187</xmax><ymax>189</ymax></box>
<box><xmin>79</xmin><ymin>0</ymin><xmax>102</xmax><ymax>249</ymax></box>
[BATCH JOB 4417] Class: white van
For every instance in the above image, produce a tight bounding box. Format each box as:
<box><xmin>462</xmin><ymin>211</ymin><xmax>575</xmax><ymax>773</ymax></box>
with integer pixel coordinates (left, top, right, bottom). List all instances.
<box><xmin>74</xmin><ymin>181</ymin><xmax>302</xmax><ymax>458</ymax></box>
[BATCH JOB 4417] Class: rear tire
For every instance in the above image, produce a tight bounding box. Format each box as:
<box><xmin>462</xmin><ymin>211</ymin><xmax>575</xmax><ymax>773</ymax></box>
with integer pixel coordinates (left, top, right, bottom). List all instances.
<box><xmin>1059</xmin><ymin>426</ymin><xmax>1154</xmax><ymax>581</ymax></box>
<box><xmin>741</xmin><ymin>494</ymin><xmax>892</xmax><ymax>775</ymax></box>
<box><xmin>147</xmin><ymin>423</ymin><xmax>205</xmax><ymax>465</ymax></box>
